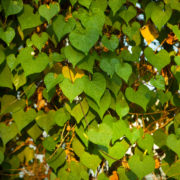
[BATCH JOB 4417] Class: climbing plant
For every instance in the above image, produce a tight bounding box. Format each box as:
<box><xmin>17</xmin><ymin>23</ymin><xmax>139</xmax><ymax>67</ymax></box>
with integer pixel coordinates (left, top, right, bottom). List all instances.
<box><xmin>0</xmin><ymin>0</ymin><xmax>180</xmax><ymax>179</ymax></box>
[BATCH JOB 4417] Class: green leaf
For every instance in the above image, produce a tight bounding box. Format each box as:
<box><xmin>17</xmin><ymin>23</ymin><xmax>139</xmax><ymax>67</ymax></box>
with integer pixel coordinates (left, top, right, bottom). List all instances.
<box><xmin>0</xmin><ymin>27</ymin><xmax>15</xmax><ymax>46</ymax></box>
<box><xmin>81</xmin><ymin>152</ymin><xmax>101</xmax><ymax>171</ymax></box>
<box><xmin>150</xmin><ymin>75</ymin><xmax>165</xmax><ymax>90</ymax></box>
<box><xmin>175</xmin><ymin>56</ymin><xmax>180</xmax><ymax>66</ymax></box>
<box><xmin>119</xmin><ymin>6</ymin><xmax>137</xmax><ymax>24</ymax></box>
<box><xmin>30</xmin><ymin>32</ymin><xmax>49</xmax><ymax>52</ymax></box>
<box><xmin>2</xmin><ymin>0</ymin><xmax>23</xmax><ymax>17</ymax></box>
<box><xmin>60</xmin><ymin>78</ymin><xmax>84</xmax><ymax>103</ymax></box>
<box><xmin>70</xmin><ymin>0</ymin><xmax>77</xmax><ymax>6</ymax></box>
<box><xmin>128</xmin><ymin>155</ymin><xmax>155</xmax><ymax>178</ymax></box>
<box><xmin>120</xmin><ymin>46</ymin><xmax>141</xmax><ymax>62</ymax></box>
<box><xmin>125</xmin><ymin>85</ymin><xmax>152</xmax><ymax>111</ymax></box>
<box><xmin>53</xmin><ymin>15</ymin><xmax>76</xmax><ymax>42</ymax></box>
<box><xmin>44</xmin><ymin>73</ymin><xmax>63</xmax><ymax>92</ymax></box>
<box><xmin>64</xmin><ymin>45</ymin><xmax>85</xmax><ymax>67</ymax></box>
<box><xmin>69</xmin><ymin>24</ymin><xmax>99</xmax><ymax>54</ymax></box>
<box><xmin>43</xmin><ymin>136</ymin><xmax>56</xmax><ymax>151</ymax></box>
<box><xmin>166</xmin><ymin>0</ymin><xmax>180</xmax><ymax>11</ymax></box>
<box><xmin>116</xmin><ymin>92</ymin><xmax>129</xmax><ymax>118</ymax></box>
<box><xmin>0</xmin><ymin>151</ymin><xmax>4</xmax><ymax>164</ymax></box>
<box><xmin>144</xmin><ymin>47</ymin><xmax>170</xmax><ymax>72</ymax></box>
<box><xmin>0</xmin><ymin>48</ymin><xmax>5</xmax><ymax>65</ymax></box>
<box><xmin>137</xmin><ymin>134</ymin><xmax>154</xmax><ymax>153</ymax></box>
<box><xmin>0</xmin><ymin>64</ymin><xmax>13</xmax><ymax>89</ymax></box>
<box><xmin>122</xmin><ymin>22</ymin><xmax>141</xmax><ymax>45</ymax></box>
<box><xmin>78</xmin><ymin>0</ymin><xmax>92</xmax><ymax>9</ymax></box>
<box><xmin>0</xmin><ymin>95</ymin><xmax>26</xmax><ymax>115</ymax></box>
<box><xmin>13</xmin><ymin>109</ymin><xmax>36</xmax><ymax>131</ymax></box>
<box><xmin>90</xmin><ymin>0</ymin><xmax>107</xmax><ymax>12</ymax></box>
<box><xmin>36</xmin><ymin>111</ymin><xmax>56</xmax><ymax>132</ymax></box>
<box><xmin>112</xmin><ymin>120</ymin><xmax>128</xmax><ymax>143</ymax></box>
<box><xmin>39</xmin><ymin>2</ymin><xmax>60</xmax><ymax>23</ymax></box>
<box><xmin>145</xmin><ymin>2</ymin><xmax>156</xmax><ymax>21</ymax></box>
<box><xmin>54</xmin><ymin>108</ymin><xmax>70</xmax><ymax>126</ymax></box>
<box><xmin>18</xmin><ymin>47</ymin><xmax>49</xmax><ymax>76</ymax></box>
<box><xmin>65</xmin><ymin>98</ymin><xmax>89</xmax><ymax>123</ymax></box>
<box><xmin>157</xmin><ymin>90</ymin><xmax>172</xmax><ymax>105</ymax></box>
<box><xmin>153</xmin><ymin>129</ymin><xmax>167</xmax><ymax>147</ymax></box>
<box><xmin>115</xmin><ymin>62</ymin><xmax>132</xmax><ymax>82</ymax></box>
<box><xmin>109</xmin><ymin>0</ymin><xmax>126</xmax><ymax>15</ymax></box>
<box><xmin>101</xmin><ymin>35</ymin><xmax>119</xmax><ymax>51</ymax></box>
<box><xmin>83</xmin><ymin>73</ymin><xmax>106</xmax><ymax>105</ymax></box>
<box><xmin>27</xmin><ymin>123</ymin><xmax>42</xmax><ymax>142</ymax></box>
<box><xmin>87</xmin><ymin>122</ymin><xmax>112</xmax><ymax>146</ymax></box>
<box><xmin>0</xmin><ymin>123</ymin><xmax>19</xmax><ymax>145</ymax></box>
<box><xmin>77</xmin><ymin>51</ymin><xmax>97</xmax><ymax>73</ymax></box>
<box><xmin>18</xmin><ymin>4</ymin><xmax>43</xmax><ymax>30</ymax></box>
<box><xmin>6</xmin><ymin>54</ymin><xmax>18</xmax><ymax>71</ymax></box>
<box><xmin>12</xmin><ymin>71</ymin><xmax>27</xmax><ymax>90</ymax></box>
<box><xmin>162</xmin><ymin>160</ymin><xmax>180</xmax><ymax>179</ymax></box>
<box><xmin>102</xmin><ymin>139</ymin><xmax>129</xmax><ymax>166</ymax></box>
<box><xmin>47</xmin><ymin>148</ymin><xmax>66</xmax><ymax>171</ymax></box>
<box><xmin>168</xmin><ymin>24</ymin><xmax>180</xmax><ymax>40</ymax></box>
<box><xmin>126</xmin><ymin>128</ymin><xmax>142</xmax><ymax>144</ymax></box>
<box><xmin>100</xmin><ymin>56</ymin><xmax>119</xmax><ymax>78</ymax></box>
<box><xmin>167</xmin><ymin>134</ymin><xmax>180</xmax><ymax>158</ymax></box>
<box><xmin>87</xmin><ymin>90</ymin><xmax>111</xmax><ymax>119</ymax></box>
<box><xmin>151</xmin><ymin>4</ymin><xmax>172</xmax><ymax>31</ymax></box>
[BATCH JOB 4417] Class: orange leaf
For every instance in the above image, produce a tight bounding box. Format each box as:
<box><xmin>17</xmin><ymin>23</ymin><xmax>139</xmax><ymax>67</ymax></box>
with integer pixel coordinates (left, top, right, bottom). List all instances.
<box><xmin>109</xmin><ymin>171</ymin><xmax>119</xmax><ymax>180</ymax></box>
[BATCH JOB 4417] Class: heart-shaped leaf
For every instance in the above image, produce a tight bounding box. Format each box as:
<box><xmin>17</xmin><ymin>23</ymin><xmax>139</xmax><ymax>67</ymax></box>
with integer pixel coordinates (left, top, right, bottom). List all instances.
<box><xmin>119</xmin><ymin>6</ymin><xmax>137</xmax><ymax>24</ymax></box>
<box><xmin>18</xmin><ymin>47</ymin><xmax>49</xmax><ymax>76</ymax></box>
<box><xmin>151</xmin><ymin>5</ymin><xmax>172</xmax><ymax>31</ymax></box>
<box><xmin>100</xmin><ymin>57</ymin><xmax>119</xmax><ymax>77</ymax></box>
<box><xmin>167</xmin><ymin>134</ymin><xmax>180</xmax><ymax>157</ymax></box>
<box><xmin>87</xmin><ymin>90</ymin><xmax>111</xmax><ymax>119</ymax></box>
<box><xmin>116</xmin><ymin>92</ymin><xmax>129</xmax><ymax>118</ymax></box>
<box><xmin>128</xmin><ymin>155</ymin><xmax>155</xmax><ymax>178</ymax></box>
<box><xmin>69</xmin><ymin>24</ymin><xmax>99</xmax><ymax>54</ymax></box>
<box><xmin>60</xmin><ymin>78</ymin><xmax>84</xmax><ymax>103</ymax></box>
<box><xmin>101</xmin><ymin>35</ymin><xmax>119</xmax><ymax>51</ymax></box>
<box><xmin>126</xmin><ymin>128</ymin><xmax>142</xmax><ymax>144</ymax></box>
<box><xmin>144</xmin><ymin>47</ymin><xmax>170</xmax><ymax>72</ymax></box>
<box><xmin>2</xmin><ymin>0</ymin><xmax>23</xmax><ymax>17</ymax></box>
<box><xmin>83</xmin><ymin>73</ymin><xmax>106</xmax><ymax>105</ymax></box>
<box><xmin>125</xmin><ymin>85</ymin><xmax>152</xmax><ymax>111</ymax></box>
<box><xmin>54</xmin><ymin>108</ymin><xmax>71</xmax><ymax>126</ymax></box>
<box><xmin>0</xmin><ymin>123</ymin><xmax>19</xmax><ymax>145</ymax></box>
<box><xmin>137</xmin><ymin>134</ymin><xmax>154</xmax><ymax>153</ymax></box>
<box><xmin>0</xmin><ymin>27</ymin><xmax>15</xmax><ymax>46</ymax></box>
<box><xmin>30</xmin><ymin>32</ymin><xmax>49</xmax><ymax>52</ymax></box>
<box><xmin>13</xmin><ymin>109</ymin><xmax>36</xmax><ymax>131</ymax></box>
<box><xmin>122</xmin><ymin>22</ymin><xmax>141</xmax><ymax>45</ymax></box>
<box><xmin>87</xmin><ymin>123</ymin><xmax>112</xmax><ymax>146</ymax></box>
<box><xmin>157</xmin><ymin>90</ymin><xmax>172</xmax><ymax>105</ymax></box>
<box><xmin>18</xmin><ymin>5</ymin><xmax>43</xmax><ymax>30</ymax></box>
<box><xmin>1</xmin><ymin>0</ymin><xmax>23</xmax><ymax>17</ymax></box>
<box><xmin>65</xmin><ymin>98</ymin><xmax>89</xmax><ymax>123</ymax></box>
<box><xmin>53</xmin><ymin>15</ymin><xmax>76</xmax><ymax>42</ymax></box>
<box><xmin>0</xmin><ymin>64</ymin><xmax>13</xmax><ymax>89</ymax></box>
<box><xmin>77</xmin><ymin>51</ymin><xmax>97</xmax><ymax>73</ymax></box>
<box><xmin>64</xmin><ymin>45</ymin><xmax>85</xmax><ymax>67</ymax></box>
<box><xmin>115</xmin><ymin>62</ymin><xmax>132</xmax><ymax>82</ymax></box>
<box><xmin>12</xmin><ymin>71</ymin><xmax>27</xmax><ymax>90</ymax></box>
<box><xmin>39</xmin><ymin>3</ymin><xmax>60</xmax><ymax>23</ymax></box>
<box><xmin>44</xmin><ymin>73</ymin><xmax>64</xmax><ymax>92</ymax></box>
<box><xmin>109</xmin><ymin>0</ymin><xmax>126</xmax><ymax>15</ymax></box>
<box><xmin>78</xmin><ymin>0</ymin><xmax>92</xmax><ymax>9</ymax></box>
<box><xmin>102</xmin><ymin>140</ymin><xmax>129</xmax><ymax>166</ymax></box>
<box><xmin>150</xmin><ymin>75</ymin><xmax>165</xmax><ymax>90</ymax></box>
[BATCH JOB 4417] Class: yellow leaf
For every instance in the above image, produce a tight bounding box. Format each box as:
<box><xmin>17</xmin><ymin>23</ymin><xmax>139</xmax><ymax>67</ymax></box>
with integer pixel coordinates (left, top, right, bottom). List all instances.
<box><xmin>140</xmin><ymin>23</ymin><xmax>159</xmax><ymax>45</ymax></box>
<box><xmin>62</xmin><ymin>66</ymin><xmax>85</xmax><ymax>82</ymax></box>
<box><xmin>62</xmin><ymin>66</ymin><xmax>75</xmax><ymax>82</ymax></box>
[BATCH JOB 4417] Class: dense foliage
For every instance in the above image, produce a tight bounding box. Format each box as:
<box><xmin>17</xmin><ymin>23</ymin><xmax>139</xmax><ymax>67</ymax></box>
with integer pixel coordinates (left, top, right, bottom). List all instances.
<box><xmin>0</xmin><ymin>0</ymin><xmax>180</xmax><ymax>179</ymax></box>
